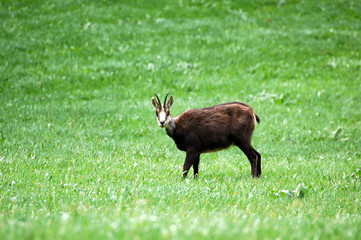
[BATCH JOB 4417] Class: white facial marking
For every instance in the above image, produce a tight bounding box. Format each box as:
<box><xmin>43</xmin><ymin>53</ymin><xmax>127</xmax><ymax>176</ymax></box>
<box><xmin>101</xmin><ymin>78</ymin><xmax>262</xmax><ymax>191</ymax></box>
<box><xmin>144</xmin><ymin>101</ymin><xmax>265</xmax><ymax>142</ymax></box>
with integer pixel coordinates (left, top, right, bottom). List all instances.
<box><xmin>159</xmin><ymin>111</ymin><xmax>166</xmax><ymax>123</ymax></box>
<box><xmin>158</xmin><ymin>107</ymin><xmax>168</xmax><ymax>127</ymax></box>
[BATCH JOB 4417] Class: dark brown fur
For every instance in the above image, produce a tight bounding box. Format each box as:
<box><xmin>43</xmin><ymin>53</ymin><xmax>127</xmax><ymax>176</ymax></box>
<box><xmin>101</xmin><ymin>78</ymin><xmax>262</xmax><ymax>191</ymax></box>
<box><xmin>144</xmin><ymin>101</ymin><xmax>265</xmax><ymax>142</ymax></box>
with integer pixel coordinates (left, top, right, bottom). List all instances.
<box><xmin>152</xmin><ymin>95</ymin><xmax>261</xmax><ymax>178</ymax></box>
<box><xmin>172</xmin><ymin>103</ymin><xmax>261</xmax><ymax>178</ymax></box>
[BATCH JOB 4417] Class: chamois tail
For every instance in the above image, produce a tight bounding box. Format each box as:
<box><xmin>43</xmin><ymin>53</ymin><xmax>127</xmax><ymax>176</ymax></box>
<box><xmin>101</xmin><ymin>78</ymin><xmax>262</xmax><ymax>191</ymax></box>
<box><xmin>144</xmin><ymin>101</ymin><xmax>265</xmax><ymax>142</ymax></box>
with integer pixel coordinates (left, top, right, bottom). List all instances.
<box><xmin>255</xmin><ymin>114</ymin><xmax>260</xmax><ymax>124</ymax></box>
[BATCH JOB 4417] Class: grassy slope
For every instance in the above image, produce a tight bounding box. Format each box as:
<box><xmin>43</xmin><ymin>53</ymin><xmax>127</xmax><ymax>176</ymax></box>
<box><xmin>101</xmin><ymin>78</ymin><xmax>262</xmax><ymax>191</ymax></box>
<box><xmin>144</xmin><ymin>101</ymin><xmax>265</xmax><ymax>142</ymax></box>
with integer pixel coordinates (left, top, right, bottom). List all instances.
<box><xmin>1</xmin><ymin>0</ymin><xmax>361</xmax><ymax>239</ymax></box>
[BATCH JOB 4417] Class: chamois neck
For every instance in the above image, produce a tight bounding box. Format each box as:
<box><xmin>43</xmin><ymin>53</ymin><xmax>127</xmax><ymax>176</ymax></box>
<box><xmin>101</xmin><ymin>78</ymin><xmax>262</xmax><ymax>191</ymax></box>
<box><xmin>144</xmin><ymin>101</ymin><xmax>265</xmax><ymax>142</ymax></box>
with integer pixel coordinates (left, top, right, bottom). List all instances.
<box><xmin>165</xmin><ymin>115</ymin><xmax>176</xmax><ymax>137</ymax></box>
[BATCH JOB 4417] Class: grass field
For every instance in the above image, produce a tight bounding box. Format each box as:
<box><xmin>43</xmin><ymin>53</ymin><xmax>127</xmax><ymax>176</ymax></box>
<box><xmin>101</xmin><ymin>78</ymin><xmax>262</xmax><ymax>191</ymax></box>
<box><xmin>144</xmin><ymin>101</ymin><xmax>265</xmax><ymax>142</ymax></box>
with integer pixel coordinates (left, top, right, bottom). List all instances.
<box><xmin>1</xmin><ymin>0</ymin><xmax>361</xmax><ymax>239</ymax></box>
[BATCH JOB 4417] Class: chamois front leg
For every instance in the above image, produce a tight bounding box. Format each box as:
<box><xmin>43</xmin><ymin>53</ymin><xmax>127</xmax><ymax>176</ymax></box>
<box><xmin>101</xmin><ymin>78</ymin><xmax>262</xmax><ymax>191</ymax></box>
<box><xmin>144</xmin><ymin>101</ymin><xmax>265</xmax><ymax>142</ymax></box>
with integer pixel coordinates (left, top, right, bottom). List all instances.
<box><xmin>183</xmin><ymin>150</ymin><xmax>199</xmax><ymax>178</ymax></box>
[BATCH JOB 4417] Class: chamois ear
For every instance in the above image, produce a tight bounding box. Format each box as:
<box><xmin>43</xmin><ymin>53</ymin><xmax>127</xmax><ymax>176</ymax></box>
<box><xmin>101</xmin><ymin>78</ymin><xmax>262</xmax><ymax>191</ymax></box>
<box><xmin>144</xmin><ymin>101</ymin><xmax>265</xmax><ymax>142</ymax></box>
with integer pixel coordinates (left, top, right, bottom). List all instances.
<box><xmin>152</xmin><ymin>97</ymin><xmax>159</xmax><ymax>110</ymax></box>
<box><xmin>167</xmin><ymin>96</ymin><xmax>174</xmax><ymax>109</ymax></box>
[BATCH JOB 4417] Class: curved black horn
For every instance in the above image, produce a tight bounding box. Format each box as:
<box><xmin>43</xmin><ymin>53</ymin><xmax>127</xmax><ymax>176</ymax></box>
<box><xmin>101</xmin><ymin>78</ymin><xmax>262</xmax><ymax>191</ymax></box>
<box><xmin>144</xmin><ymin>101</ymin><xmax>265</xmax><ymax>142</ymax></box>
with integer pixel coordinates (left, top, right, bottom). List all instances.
<box><xmin>163</xmin><ymin>92</ymin><xmax>169</xmax><ymax>106</ymax></box>
<box><xmin>154</xmin><ymin>93</ymin><xmax>161</xmax><ymax>105</ymax></box>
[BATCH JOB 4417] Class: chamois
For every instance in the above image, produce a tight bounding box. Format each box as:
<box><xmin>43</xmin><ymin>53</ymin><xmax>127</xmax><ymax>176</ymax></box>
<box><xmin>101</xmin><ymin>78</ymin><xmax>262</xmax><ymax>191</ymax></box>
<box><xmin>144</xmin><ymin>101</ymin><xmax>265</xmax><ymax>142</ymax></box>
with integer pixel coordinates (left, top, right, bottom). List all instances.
<box><xmin>152</xmin><ymin>93</ymin><xmax>261</xmax><ymax>178</ymax></box>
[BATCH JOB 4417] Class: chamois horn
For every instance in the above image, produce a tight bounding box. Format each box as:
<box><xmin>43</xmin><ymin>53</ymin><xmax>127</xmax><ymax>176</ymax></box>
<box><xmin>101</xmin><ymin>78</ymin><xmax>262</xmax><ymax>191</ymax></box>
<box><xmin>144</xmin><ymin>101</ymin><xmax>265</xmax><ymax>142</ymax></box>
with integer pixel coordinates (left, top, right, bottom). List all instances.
<box><xmin>154</xmin><ymin>93</ymin><xmax>161</xmax><ymax>106</ymax></box>
<box><xmin>164</xmin><ymin>92</ymin><xmax>169</xmax><ymax>106</ymax></box>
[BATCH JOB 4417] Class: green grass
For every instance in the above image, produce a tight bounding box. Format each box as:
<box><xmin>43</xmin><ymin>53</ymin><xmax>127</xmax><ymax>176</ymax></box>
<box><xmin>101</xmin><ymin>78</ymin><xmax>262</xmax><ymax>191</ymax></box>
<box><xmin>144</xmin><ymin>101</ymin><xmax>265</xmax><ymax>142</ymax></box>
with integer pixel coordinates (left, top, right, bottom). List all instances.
<box><xmin>1</xmin><ymin>0</ymin><xmax>361</xmax><ymax>239</ymax></box>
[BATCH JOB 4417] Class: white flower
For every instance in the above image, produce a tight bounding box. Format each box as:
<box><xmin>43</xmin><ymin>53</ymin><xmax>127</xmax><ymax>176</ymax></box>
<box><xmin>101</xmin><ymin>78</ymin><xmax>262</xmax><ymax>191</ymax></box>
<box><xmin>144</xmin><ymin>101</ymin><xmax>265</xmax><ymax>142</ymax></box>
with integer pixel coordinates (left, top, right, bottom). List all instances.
<box><xmin>61</xmin><ymin>213</ymin><xmax>70</xmax><ymax>221</ymax></box>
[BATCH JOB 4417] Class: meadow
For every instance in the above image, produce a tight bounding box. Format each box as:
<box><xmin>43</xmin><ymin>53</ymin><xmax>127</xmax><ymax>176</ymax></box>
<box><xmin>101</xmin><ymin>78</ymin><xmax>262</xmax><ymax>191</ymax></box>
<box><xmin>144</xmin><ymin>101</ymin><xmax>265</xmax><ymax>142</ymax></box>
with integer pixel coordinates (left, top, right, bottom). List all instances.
<box><xmin>1</xmin><ymin>0</ymin><xmax>361</xmax><ymax>239</ymax></box>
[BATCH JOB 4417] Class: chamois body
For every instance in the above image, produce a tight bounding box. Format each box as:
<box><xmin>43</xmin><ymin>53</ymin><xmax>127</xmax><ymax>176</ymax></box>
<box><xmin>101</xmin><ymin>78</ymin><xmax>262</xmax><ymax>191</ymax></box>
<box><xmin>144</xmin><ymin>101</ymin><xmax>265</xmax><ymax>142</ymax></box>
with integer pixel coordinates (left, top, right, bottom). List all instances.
<box><xmin>152</xmin><ymin>94</ymin><xmax>261</xmax><ymax>178</ymax></box>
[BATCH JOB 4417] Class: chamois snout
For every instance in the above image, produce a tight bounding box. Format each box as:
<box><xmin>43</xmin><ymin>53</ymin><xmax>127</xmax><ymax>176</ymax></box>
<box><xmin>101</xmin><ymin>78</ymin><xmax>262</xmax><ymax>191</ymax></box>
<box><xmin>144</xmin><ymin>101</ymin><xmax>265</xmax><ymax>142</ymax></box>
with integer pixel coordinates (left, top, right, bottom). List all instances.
<box><xmin>159</xmin><ymin>120</ymin><xmax>166</xmax><ymax>128</ymax></box>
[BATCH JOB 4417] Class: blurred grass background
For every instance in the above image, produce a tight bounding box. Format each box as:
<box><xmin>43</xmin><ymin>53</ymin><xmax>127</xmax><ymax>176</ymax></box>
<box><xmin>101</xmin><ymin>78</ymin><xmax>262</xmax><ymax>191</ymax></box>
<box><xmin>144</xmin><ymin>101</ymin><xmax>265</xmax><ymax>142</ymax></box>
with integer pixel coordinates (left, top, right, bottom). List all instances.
<box><xmin>1</xmin><ymin>0</ymin><xmax>361</xmax><ymax>239</ymax></box>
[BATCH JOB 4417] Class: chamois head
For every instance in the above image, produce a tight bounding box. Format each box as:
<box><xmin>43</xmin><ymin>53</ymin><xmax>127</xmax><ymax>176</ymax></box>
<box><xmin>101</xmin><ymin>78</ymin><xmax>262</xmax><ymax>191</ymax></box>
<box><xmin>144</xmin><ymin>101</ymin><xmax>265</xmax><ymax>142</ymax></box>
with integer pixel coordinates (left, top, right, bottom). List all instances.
<box><xmin>152</xmin><ymin>93</ymin><xmax>174</xmax><ymax>128</ymax></box>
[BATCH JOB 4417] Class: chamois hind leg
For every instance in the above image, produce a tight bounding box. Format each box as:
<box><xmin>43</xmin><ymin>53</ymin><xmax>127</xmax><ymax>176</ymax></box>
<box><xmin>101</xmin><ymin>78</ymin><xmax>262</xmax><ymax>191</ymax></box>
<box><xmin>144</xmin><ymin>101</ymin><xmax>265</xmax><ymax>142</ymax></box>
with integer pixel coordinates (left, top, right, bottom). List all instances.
<box><xmin>183</xmin><ymin>150</ymin><xmax>199</xmax><ymax>178</ymax></box>
<box><xmin>235</xmin><ymin>140</ymin><xmax>259</xmax><ymax>178</ymax></box>
<box><xmin>253</xmin><ymin>148</ymin><xmax>262</xmax><ymax>177</ymax></box>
